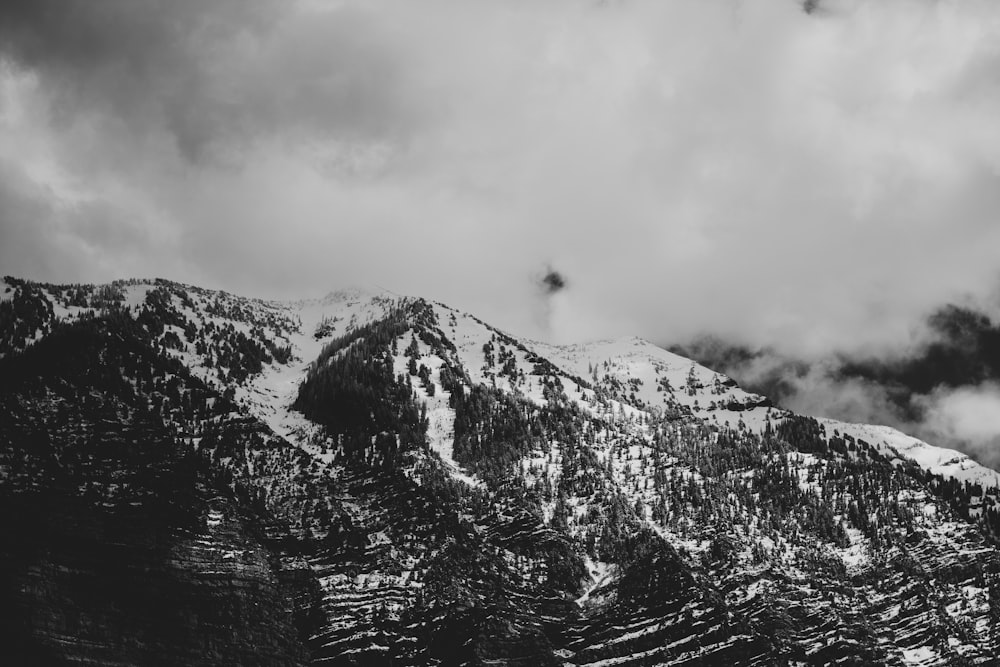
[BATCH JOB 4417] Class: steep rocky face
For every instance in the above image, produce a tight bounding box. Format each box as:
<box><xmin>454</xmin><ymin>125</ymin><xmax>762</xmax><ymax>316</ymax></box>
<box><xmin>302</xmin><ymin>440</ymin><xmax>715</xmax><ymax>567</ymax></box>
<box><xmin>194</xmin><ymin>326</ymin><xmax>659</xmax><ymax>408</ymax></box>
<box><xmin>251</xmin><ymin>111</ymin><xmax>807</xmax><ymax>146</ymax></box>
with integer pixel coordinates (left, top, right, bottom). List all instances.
<box><xmin>3</xmin><ymin>276</ymin><xmax>1000</xmax><ymax>665</ymax></box>
<box><xmin>0</xmin><ymin>309</ymin><xmax>319</xmax><ymax>666</ymax></box>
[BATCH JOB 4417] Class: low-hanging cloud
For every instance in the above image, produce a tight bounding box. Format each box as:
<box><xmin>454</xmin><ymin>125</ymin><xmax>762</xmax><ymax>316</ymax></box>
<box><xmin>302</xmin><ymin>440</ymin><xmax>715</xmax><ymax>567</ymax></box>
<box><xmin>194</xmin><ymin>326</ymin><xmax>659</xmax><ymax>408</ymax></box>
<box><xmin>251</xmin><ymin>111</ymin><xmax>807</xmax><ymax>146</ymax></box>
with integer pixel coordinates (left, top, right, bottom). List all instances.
<box><xmin>677</xmin><ymin>306</ymin><xmax>1000</xmax><ymax>466</ymax></box>
<box><xmin>1</xmin><ymin>0</ymin><xmax>1000</xmax><ymax>355</ymax></box>
<box><xmin>773</xmin><ymin>364</ymin><xmax>1000</xmax><ymax>469</ymax></box>
<box><xmin>917</xmin><ymin>383</ymin><xmax>1000</xmax><ymax>467</ymax></box>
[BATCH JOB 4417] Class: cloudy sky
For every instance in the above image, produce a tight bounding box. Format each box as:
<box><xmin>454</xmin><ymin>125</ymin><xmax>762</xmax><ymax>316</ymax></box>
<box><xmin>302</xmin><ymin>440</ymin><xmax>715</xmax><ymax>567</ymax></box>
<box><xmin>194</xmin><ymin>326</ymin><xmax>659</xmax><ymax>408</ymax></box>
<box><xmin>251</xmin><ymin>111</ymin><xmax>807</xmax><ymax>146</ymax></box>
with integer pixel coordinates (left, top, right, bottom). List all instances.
<box><xmin>2</xmin><ymin>0</ymin><xmax>1000</xmax><ymax>359</ymax></box>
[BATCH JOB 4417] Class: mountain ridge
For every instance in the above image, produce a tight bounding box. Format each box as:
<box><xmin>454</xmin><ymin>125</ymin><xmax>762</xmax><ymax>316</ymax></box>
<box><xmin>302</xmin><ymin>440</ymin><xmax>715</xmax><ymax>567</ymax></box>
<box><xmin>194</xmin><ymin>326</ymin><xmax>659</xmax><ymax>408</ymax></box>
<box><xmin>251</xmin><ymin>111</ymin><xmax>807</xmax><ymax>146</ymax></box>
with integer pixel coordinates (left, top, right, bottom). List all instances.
<box><xmin>3</xmin><ymin>275</ymin><xmax>1000</xmax><ymax>665</ymax></box>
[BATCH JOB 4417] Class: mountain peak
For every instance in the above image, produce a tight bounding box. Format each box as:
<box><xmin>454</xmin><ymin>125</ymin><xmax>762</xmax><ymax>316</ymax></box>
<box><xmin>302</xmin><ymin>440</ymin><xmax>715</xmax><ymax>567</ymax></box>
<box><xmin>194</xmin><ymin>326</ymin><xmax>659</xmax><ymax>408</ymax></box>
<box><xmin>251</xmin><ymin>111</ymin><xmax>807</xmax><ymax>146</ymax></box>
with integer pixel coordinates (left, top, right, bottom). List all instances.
<box><xmin>317</xmin><ymin>284</ymin><xmax>398</xmax><ymax>304</ymax></box>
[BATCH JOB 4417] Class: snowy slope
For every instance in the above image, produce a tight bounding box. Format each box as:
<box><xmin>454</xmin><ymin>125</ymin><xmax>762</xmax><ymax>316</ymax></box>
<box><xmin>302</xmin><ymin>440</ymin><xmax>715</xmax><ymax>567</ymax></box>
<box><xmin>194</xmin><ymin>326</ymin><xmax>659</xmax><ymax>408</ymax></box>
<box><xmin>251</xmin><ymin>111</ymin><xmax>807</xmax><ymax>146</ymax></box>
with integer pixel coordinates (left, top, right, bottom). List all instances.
<box><xmin>8</xmin><ymin>277</ymin><xmax>998</xmax><ymax>494</ymax></box>
<box><xmin>528</xmin><ymin>335</ymin><xmax>779</xmax><ymax>428</ymax></box>
<box><xmin>822</xmin><ymin>418</ymin><xmax>1000</xmax><ymax>489</ymax></box>
<box><xmin>228</xmin><ymin>287</ymin><xmax>399</xmax><ymax>443</ymax></box>
<box><xmin>7</xmin><ymin>276</ymin><xmax>1000</xmax><ymax>665</ymax></box>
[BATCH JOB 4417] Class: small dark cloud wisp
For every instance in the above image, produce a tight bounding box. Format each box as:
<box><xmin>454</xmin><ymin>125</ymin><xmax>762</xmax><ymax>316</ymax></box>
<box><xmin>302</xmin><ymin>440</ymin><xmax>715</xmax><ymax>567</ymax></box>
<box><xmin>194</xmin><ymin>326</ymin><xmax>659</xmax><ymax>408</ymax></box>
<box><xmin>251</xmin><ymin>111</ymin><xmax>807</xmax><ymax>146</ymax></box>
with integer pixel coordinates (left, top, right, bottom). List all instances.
<box><xmin>541</xmin><ymin>269</ymin><xmax>567</xmax><ymax>295</ymax></box>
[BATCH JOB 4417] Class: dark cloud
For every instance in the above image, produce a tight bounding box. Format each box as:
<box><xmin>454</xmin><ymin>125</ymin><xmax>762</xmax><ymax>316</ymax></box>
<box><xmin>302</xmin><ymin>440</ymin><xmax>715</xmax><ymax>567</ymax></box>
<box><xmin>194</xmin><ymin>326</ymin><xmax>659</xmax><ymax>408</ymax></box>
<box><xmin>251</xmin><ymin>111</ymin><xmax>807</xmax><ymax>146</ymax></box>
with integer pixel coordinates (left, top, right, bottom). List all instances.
<box><xmin>0</xmin><ymin>156</ymin><xmax>178</xmax><ymax>285</ymax></box>
<box><xmin>0</xmin><ymin>161</ymin><xmax>64</xmax><ymax>281</ymax></box>
<box><xmin>541</xmin><ymin>269</ymin><xmax>567</xmax><ymax>295</ymax></box>
<box><xmin>0</xmin><ymin>0</ymin><xmax>416</xmax><ymax>163</ymax></box>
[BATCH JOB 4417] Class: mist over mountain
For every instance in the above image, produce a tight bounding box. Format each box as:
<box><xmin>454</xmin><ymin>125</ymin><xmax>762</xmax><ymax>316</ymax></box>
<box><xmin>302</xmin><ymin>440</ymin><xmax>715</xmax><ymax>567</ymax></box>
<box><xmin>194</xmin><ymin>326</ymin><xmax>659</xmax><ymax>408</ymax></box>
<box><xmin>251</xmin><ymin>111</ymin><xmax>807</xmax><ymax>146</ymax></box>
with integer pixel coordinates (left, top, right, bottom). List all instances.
<box><xmin>671</xmin><ymin>301</ymin><xmax>1000</xmax><ymax>468</ymax></box>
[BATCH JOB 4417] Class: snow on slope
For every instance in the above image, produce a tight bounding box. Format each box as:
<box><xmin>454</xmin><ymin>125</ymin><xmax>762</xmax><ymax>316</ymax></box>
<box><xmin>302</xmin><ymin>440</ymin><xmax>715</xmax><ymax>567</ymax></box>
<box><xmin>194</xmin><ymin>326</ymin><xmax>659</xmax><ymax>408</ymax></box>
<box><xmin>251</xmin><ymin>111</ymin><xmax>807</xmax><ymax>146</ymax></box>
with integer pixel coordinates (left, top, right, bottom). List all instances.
<box><xmin>0</xmin><ymin>277</ymin><xmax>14</xmax><ymax>302</ymax></box>
<box><xmin>821</xmin><ymin>418</ymin><xmax>1000</xmax><ymax>489</ymax></box>
<box><xmin>22</xmin><ymin>278</ymin><xmax>996</xmax><ymax>496</ymax></box>
<box><xmin>424</xmin><ymin>299</ymin><xmax>1000</xmax><ymax>494</ymax></box>
<box><xmin>230</xmin><ymin>288</ymin><xmax>398</xmax><ymax>444</ymax></box>
<box><xmin>524</xmin><ymin>331</ymin><xmax>1000</xmax><ymax>493</ymax></box>
<box><xmin>390</xmin><ymin>328</ymin><xmax>482</xmax><ymax>487</ymax></box>
<box><xmin>427</xmin><ymin>302</ymin><xmax>579</xmax><ymax>406</ymax></box>
<box><xmin>526</xmin><ymin>335</ymin><xmax>779</xmax><ymax>431</ymax></box>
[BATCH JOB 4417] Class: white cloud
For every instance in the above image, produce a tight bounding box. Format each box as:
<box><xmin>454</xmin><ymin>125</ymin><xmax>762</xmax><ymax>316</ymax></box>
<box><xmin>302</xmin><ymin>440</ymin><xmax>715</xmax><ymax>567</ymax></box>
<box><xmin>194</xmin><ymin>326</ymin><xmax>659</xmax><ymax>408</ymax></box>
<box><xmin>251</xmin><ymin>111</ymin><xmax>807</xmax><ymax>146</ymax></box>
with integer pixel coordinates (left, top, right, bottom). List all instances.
<box><xmin>919</xmin><ymin>383</ymin><xmax>1000</xmax><ymax>450</ymax></box>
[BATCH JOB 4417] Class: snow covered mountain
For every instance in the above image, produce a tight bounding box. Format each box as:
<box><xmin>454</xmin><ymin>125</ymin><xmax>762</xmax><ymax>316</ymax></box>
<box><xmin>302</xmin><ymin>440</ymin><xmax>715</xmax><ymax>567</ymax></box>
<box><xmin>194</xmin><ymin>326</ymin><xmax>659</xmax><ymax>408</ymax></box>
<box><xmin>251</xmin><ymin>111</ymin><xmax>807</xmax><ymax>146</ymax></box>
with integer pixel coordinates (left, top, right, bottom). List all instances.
<box><xmin>3</xmin><ymin>276</ymin><xmax>1000</xmax><ymax>665</ymax></box>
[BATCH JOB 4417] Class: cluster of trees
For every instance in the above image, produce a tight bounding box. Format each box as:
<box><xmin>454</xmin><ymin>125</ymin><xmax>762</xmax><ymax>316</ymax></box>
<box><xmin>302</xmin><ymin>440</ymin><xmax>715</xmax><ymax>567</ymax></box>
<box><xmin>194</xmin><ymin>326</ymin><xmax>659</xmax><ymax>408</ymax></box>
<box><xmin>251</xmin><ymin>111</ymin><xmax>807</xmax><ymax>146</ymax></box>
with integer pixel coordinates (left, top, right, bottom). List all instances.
<box><xmin>146</xmin><ymin>286</ymin><xmax>294</xmax><ymax>381</ymax></box>
<box><xmin>0</xmin><ymin>310</ymin><xmax>230</xmax><ymax>518</ymax></box>
<box><xmin>0</xmin><ymin>279</ymin><xmax>56</xmax><ymax>356</ymax></box>
<box><xmin>449</xmin><ymin>372</ymin><xmax>600</xmax><ymax>497</ymax></box>
<box><xmin>2</xmin><ymin>278</ymin><xmax>297</xmax><ymax>389</ymax></box>
<box><xmin>403</xmin><ymin>336</ymin><xmax>438</xmax><ymax>397</ymax></box>
<box><xmin>294</xmin><ymin>306</ymin><xmax>428</xmax><ymax>470</ymax></box>
<box><xmin>926</xmin><ymin>470</ymin><xmax>1000</xmax><ymax>543</ymax></box>
<box><xmin>451</xmin><ymin>384</ymin><xmax>538</xmax><ymax>484</ymax></box>
<box><xmin>0</xmin><ymin>301</ymin><xmax>338</xmax><ymax>663</ymax></box>
<box><xmin>644</xmin><ymin>418</ymin><xmax>935</xmax><ymax>556</ymax></box>
<box><xmin>313</xmin><ymin>315</ymin><xmax>339</xmax><ymax>339</ymax></box>
<box><xmin>51</xmin><ymin>282</ymin><xmax>127</xmax><ymax>310</ymax></box>
<box><xmin>0</xmin><ymin>288</ymin><xmax>366</xmax><ymax>554</ymax></box>
<box><xmin>480</xmin><ymin>337</ymin><xmax>521</xmax><ymax>381</ymax></box>
<box><xmin>587</xmin><ymin>361</ymin><xmax>662</xmax><ymax>412</ymax></box>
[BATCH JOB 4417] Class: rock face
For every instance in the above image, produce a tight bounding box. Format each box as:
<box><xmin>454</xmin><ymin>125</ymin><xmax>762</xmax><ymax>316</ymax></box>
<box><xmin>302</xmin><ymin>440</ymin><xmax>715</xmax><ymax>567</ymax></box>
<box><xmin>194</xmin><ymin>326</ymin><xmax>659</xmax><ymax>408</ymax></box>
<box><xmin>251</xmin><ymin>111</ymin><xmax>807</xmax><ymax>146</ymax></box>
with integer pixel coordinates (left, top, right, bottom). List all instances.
<box><xmin>2</xmin><ymin>276</ymin><xmax>1000</xmax><ymax>665</ymax></box>
<box><xmin>0</xmin><ymin>301</ymin><xmax>312</xmax><ymax>666</ymax></box>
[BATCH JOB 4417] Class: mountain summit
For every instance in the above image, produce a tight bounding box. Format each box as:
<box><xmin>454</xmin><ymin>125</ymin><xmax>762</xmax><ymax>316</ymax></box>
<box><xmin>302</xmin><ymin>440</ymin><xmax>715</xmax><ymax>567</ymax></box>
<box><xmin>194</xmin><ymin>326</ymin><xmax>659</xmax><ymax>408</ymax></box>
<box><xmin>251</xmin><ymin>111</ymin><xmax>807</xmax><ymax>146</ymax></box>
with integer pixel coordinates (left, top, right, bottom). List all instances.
<box><xmin>2</xmin><ymin>276</ymin><xmax>1000</xmax><ymax>666</ymax></box>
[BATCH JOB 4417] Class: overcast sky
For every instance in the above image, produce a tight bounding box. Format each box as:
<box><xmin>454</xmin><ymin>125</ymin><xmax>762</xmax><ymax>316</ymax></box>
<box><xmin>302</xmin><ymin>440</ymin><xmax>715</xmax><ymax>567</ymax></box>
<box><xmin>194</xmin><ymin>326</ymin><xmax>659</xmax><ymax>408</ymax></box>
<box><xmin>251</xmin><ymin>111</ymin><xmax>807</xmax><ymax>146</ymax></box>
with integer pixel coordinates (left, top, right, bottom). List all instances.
<box><xmin>2</xmin><ymin>0</ymin><xmax>1000</xmax><ymax>358</ymax></box>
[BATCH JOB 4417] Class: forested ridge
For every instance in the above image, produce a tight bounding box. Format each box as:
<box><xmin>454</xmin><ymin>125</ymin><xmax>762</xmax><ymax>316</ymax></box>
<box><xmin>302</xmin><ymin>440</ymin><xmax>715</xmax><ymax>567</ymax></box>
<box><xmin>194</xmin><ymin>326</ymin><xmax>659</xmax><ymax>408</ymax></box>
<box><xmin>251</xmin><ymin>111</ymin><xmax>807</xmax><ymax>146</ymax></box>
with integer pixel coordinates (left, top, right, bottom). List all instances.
<box><xmin>2</xmin><ymin>276</ymin><xmax>1000</xmax><ymax>665</ymax></box>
